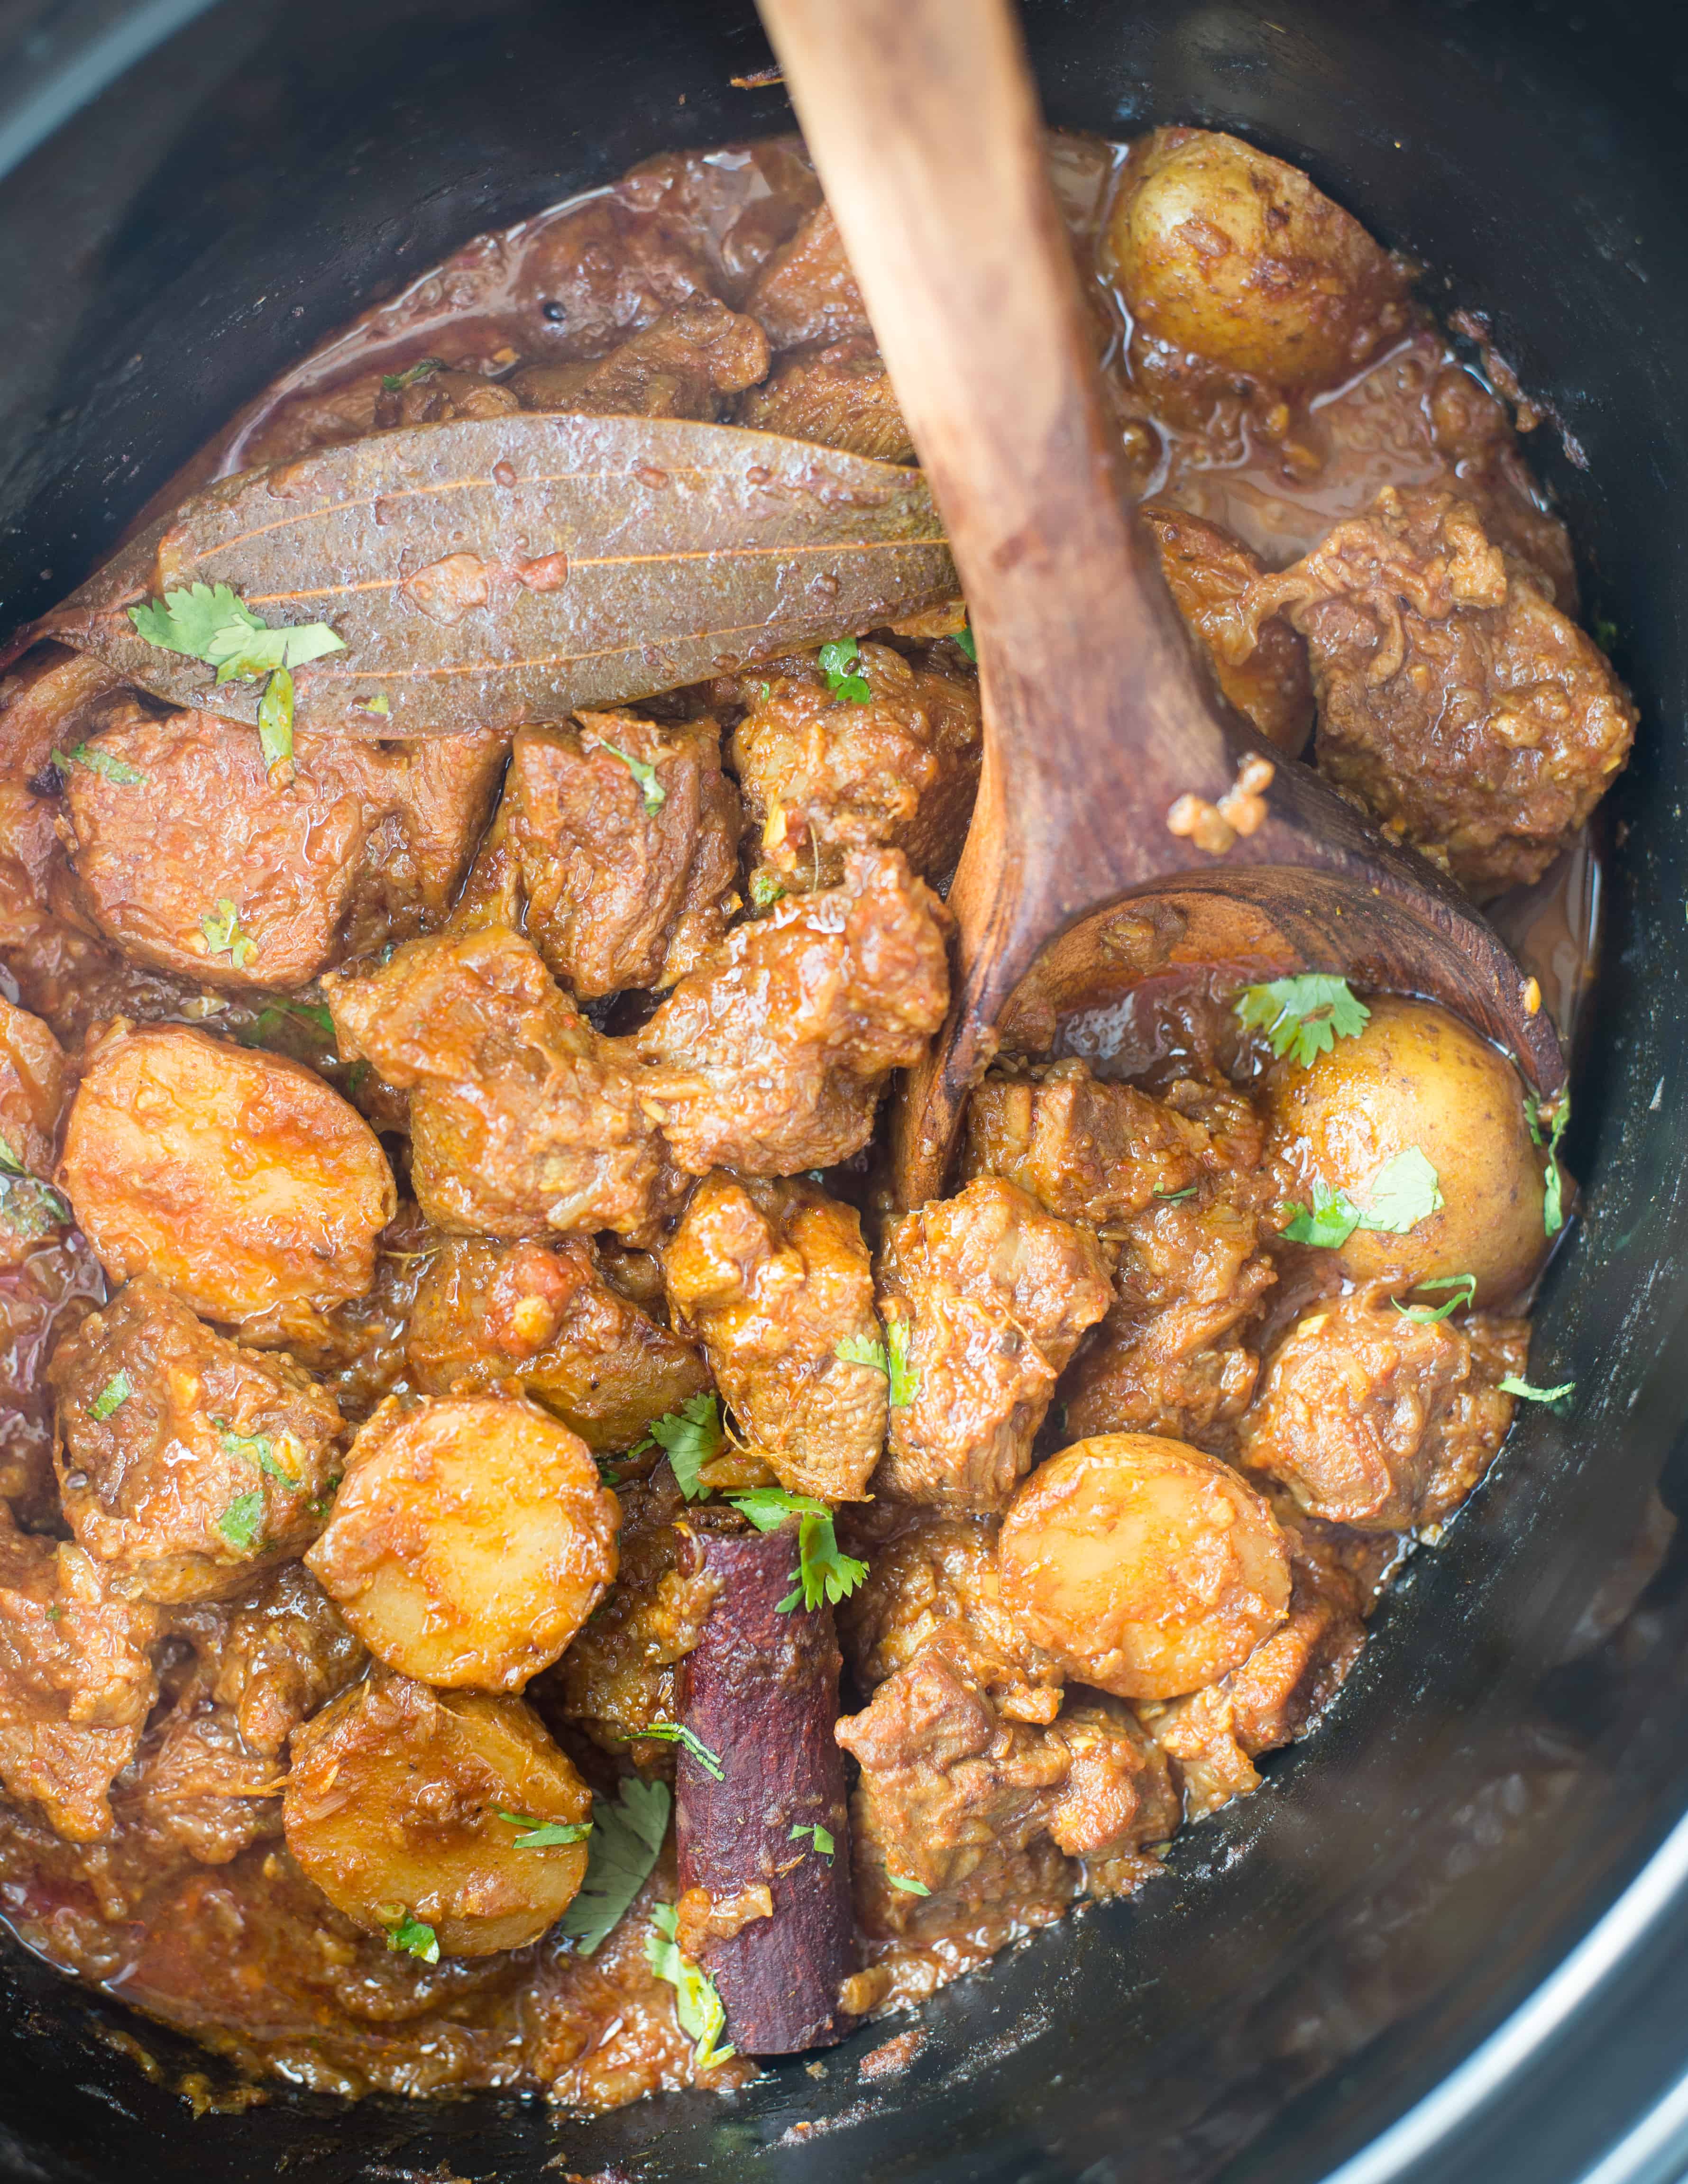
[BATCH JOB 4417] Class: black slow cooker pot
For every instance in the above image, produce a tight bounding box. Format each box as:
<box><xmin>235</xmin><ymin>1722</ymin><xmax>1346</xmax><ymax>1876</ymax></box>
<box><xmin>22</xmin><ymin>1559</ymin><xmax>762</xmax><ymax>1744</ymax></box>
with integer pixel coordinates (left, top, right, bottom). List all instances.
<box><xmin>3</xmin><ymin>1</ymin><xmax>1688</xmax><ymax>2178</ymax></box>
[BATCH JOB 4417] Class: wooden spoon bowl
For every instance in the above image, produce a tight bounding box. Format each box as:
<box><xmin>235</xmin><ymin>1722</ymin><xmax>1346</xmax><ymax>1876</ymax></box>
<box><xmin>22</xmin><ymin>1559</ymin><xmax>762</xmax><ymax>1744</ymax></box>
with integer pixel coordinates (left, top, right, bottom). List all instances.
<box><xmin>757</xmin><ymin>0</ymin><xmax>1564</xmax><ymax>1207</ymax></box>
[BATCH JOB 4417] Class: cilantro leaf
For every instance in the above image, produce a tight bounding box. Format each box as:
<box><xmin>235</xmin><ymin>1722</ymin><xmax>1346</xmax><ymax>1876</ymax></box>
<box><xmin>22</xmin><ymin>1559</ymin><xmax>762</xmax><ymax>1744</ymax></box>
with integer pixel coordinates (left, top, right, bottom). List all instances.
<box><xmin>214</xmin><ymin>1417</ymin><xmax>299</xmax><ymax>1485</ymax></box>
<box><xmin>727</xmin><ymin>1485</ymin><xmax>829</xmax><ymax>1531</ymax></box>
<box><xmin>0</xmin><ymin>1164</ymin><xmax>71</xmax><ymax>1240</ymax></box>
<box><xmin>200</xmin><ymin>898</ymin><xmax>258</xmax><ymax>970</ymax></box>
<box><xmin>1394</xmin><ymin>1273</ymin><xmax>1477</xmax><ymax>1324</ymax></box>
<box><xmin>127</xmin><ymin>582</ymin><xmax>345</xmax><ymax>685</ymax></box>
<box><xmin>886</xmin><ymin>1871</ymin><xmax>930</xmax><ymax>1896</ymax></box>
<box><xmin>818</xmin><ymin>636</ymin><xmax>872</xmax><ymax>704</ymax></box>
<box><xmin>634</xmin><ymin>1723</ymin><xmax>725</xmax><ymax>1780</ymax></box>
<box><xmin>1526</xmin><ymin>1090</ymin><xmax>1571</xmax><ymax>1237</ymax></box>
<box><xmin>645</xmin><ymin>1901</ymin><xmax>734</xmax><ymax>2069</ymax></box>
<box><xmin>634</xmin><ymin>1394</ymin><xmax>725</xmax><ymax>1500</ymax></box>
<box><xmin>497</xmin><ymin>1809</ymin><xmax>592</xmax><ymax>1849</ymax></box>
<box><xmin>1499</xmin><ymin>1374</ymin><xmax>1576</xmax><ymax>1406</ymax></box>
<box><xmin>561</xmin><ymin>1777</ymin><xmax>670</xmax><ymax>1955</ymax></box>
<box><xmin>836</xmin><ymin>1317</ymin><xmax>917</xmax><ymax>1407</ymax></box>
<box><xmin>217</xmin><ymin>1492</ymin><xmax>265</xmax><ymax>1552</ymax></box>
<box><xmin>778</xmin><ymin>1508</ymin><xmax>869</xmax><ymax>1615</ymax></box>
<box><xmin>1282</xmin><ymin>1148</ymin><xmax>1443</xmax><ymax>1248</ymax></box>
<box><xmin>748</xmin><ymin>868</ymin><xmax>787</xmax><ymax>911</ymax></box>
<box><xmin>383</xmin><ymin>1910</ymin><xmax>440</xmax><ymax>1965</ymax></box>
<box><xmin>257</xmin><ymin>665</ymin><xmax>295</xmax><ymax>775</ymax></box>
<box><xmin>381</xmin><ymin>356</ymin><xmax>445</xmax><ymax>393</ymax></box>
<box><xmin>351</xmin><ymin>694</ymin><xmax>391</xmax><ymax>717</ymax></box>
<box><xmin>835</xmin><ymin>1332</ymin><xmax>888</xmax><ymax>1374</ymax></box>
<box><xmin>1156</xmin><ymin>1183</ymin><xmax>1198</xmax><ymax>1203</ymax></box>
<box><xmin>1235</xmin><ymin>975</ymin><xmax>1370</xmax><ymax>1069</ymax></box>
<box><xmin>954</xmin><ymin>621</ymin><xmax>977</xmax><ymax>663</ymax></box>
<box><xmin>89</xmin><ymin>1373</ymin><xmax>132</xmax><ymax>1422</ymax></box>
<box><xmin>239</xmin><ymin>999</ymin><xmax>336</xmax><ymax>1050</ymax></box>
<box><xmin>0</xmin><ymin>1135</ymin><xmax>20</xmax><ymax>1178</ymax></box>
<box><xmin>789</xmin><ymin>1821</ymin><xmax>835</xmax><ymax>1858</ymax></box>
<box><xmin>51</xmin><ymin>742</ymin><xmax>146</xmax><ymax>786</ymax></box>
<box><xmin>597</xmin><ymin>740</ymin><xmax>667</xmax><ymax>816</ymax></box>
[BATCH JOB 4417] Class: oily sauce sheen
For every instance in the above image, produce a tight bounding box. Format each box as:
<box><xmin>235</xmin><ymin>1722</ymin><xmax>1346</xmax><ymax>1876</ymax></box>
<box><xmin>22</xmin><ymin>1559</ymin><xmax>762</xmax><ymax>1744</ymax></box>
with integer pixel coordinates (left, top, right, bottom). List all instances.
<box><xmin>0</xmin><ymin>127</ymin><xmax>1627</xmax><ymax>2108</ymax></box>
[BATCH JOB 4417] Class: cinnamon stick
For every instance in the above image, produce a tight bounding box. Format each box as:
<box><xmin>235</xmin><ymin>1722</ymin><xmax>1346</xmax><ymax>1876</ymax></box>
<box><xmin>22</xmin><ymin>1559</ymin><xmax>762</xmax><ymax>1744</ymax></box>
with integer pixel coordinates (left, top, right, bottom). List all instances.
<box><xmin>675</xmin><ymin>1525</ymin><xmax>854</xmax><ymax>2052</ymax></box>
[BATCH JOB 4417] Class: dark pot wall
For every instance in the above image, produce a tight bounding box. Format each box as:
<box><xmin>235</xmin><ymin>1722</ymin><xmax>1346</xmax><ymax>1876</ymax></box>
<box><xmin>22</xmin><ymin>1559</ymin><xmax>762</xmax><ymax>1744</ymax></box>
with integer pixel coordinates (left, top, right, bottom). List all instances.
<box><xmin>2</xmin><ymin>4</ymin><xmax>1688</xmax><ymax>2182</ymax></box>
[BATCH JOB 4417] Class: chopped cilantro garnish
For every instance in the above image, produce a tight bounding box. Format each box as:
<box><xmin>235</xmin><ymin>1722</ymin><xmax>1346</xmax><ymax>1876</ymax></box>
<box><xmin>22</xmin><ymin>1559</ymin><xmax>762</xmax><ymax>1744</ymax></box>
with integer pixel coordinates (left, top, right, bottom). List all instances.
<box><xmin>1593</xmin><ymin>616</ymin><xmax>1619</xmax><ymax>653</ymax></box>
<box><xmin>1394</xmin><ymin>1273</ymin><xmax>1477</xmax><ymax>1323</ymax></box>
<box><xmin>634</xmin><ymin>1723</ymin><xmax>725</xmax><ymax>1780</ymax></box>
<box><xmin>1235</xmin><ymin>975</ymin><xmax>1370</xmax><ymax>1069</ymax></box>
<box><xmin>51</xmin><ymin>742</ymin><xmax>146</xmax><ymax>787</ymax></box>
<box><xmin>597</xmin><ymin>739</ymin><xmax>667</xmax><ymax>816</ymax></box>
<box><xmin>128</xmin><ymin>582</ymin><xmax>345</xmax><ymax>685</ymax></box>
<box><xmin>257</xmin><ymin>664</ymin><xmax>295</xmax><ymax>775</ymax></box>
<box><xmin>383</xmin><ymin>1910</ymin><xmax>440</xmax><ymax>1965</ymax></box>
<box><xmin>1499</xmin><ymin>1374</ymin><xmax>1576</xmax><ymax>1406</ymax></box>
<box><xmin>0</xmin><ymin>1150</ymin><xmax>70</xmax><ymax>1238</ymax></box>
<box><xmin>1281</xmin><ymin>1148</ymin><xmax>1443</xmax><ymax>1248</ymax></box>
<box><xmin>497</xmin><ymin>1810</ymin><xmax>592</xmax><ymax>1849</ymax></box>
<box><xmin>835</xmin><ymin>1316</ymin><xmax>917</xmax><ymax>1407</ymax></box>
<box><xmin>0</xmin><ymin>1136</ymin><xmax>21</xmax><ymax>1178</ymax></box>
<box><xmin>240</xmin><ymin>999</ymin><xmax>335</xmax><ymax>1049</ymax></box>
<box><xmin>215</xmin><ymin>1418</ymin><xmax>298</xmax><ymax>1485</ymax></box>
<box><xmin>748</xmin><ymin>868</ymin><xmax>787</xmax><ymax>911</ymax></box>
<box><xmin>1526</xmin><ymin>1090</ymin><xmax>1571</xmax><ymax>1237</ymax></box>
<box><xmin>632</xmin><ymin>1394</ymin><xmax>724</xmax><ymax>1500</ymax></box>
<box><xmin>718</xmin><ymin>1483</ymin><xmax>871</xmax><ymax>1615</ymax></box>
<box><xmin>351</xmin><ymin>694</ymin><xmax>391</xmax><ymax>716</ymax></box>
<box><xmin>818</xmin><ymin>635</ymin><xmax>872</xmax><ymax>703</ymax></box>
<box><xmin>954</xmin><ymin>621</ymin><xmax>977</xmax><ymax>663</ymax></box>
<box><xmin>217</xmin><ymin>1491</ymin><xmax>265</xmax><ymax>1552</ymax></box>
<box><xmin>201</xmin><ymin>897</ymin><xmax>258</xmax><ymax>970</ymax></box>
<box><xmin>89</xmin><ymin>1373</ymin><xmax>132</xmax><ymax>1422</ymax></box>
<box><xmin>646</xmin><ymin>1901</ymin><xmax>734</xmax><ymax>2069</ymax></box>
<box><xmin>561</xmin><ymin>1777</ymin><xmax>670</xmax><ymax>1955</ymax></box>
<box><xmin>1156</xmin><ymin>1184</ymin><xmax>1198</xmax><ymax>1203</ymax></box>
<box><xmin>886</xmin><ymin>1871</ymin><xmax>930</xmax><ymax>1896</ymax></box>
<box><xmin>380</xmin><ymin>356</ymin><xmax>445</xmax><ymax>393</ymax></box>
<box><xmin>789</xmin><ymin>1821</ymin><xmax>835</xmax><ymax>1858</ymax></box>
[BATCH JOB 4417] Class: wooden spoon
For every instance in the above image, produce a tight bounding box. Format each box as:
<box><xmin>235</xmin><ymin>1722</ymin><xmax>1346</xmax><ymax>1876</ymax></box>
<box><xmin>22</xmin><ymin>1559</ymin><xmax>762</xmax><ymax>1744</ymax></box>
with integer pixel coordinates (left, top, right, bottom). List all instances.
<box><xmin>755</xmin><ymin>0</ymin><xmax>1564</xmax><ymax>1207</ymax></box>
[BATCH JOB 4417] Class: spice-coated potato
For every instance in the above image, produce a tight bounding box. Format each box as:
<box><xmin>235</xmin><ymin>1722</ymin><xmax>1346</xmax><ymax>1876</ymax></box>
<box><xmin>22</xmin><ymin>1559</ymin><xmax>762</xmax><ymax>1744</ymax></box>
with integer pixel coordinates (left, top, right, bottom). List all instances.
<box><xmin>1264</xmin><ymin>995</ymin><xmax>1549</xmax><ymax>1308</ymax></box>
<box><xmin>305</xmin><ymin>1394</ymin><xmax>619</xmax><ymax>1691</ymax></box>
<box><xmin>57</xmin><ymin>1023</ymin><xmax>395</xmax><ymax>1326</ymax></box>
<box><xmin>284</xmin><ymin>1674</ymin><xmax>591</xmax><ymax>1956</ymax></box>
<box><xmin>1103</xmin><ymin>128</ymin><xmax>1411</xmax><ymax>392</ymax></box>
<box><xmin>998</xmin><ymin>1434</ymin><xmax>1291</xmax><ymax>1701</ymax></box>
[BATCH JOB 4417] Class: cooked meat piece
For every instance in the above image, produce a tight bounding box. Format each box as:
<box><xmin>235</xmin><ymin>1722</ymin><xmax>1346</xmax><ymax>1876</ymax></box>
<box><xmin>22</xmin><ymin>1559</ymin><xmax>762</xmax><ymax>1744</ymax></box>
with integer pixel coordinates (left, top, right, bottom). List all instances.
<box><xmin>407</xmin><ymin>1234</ymin><xmax>708</xmax><ymax>1452</ymax></box>
<box><xmin>0</xmin><ymin>1501</ymin><xmax>159</xmax><ymax>1840</ymax></box>
<box><xmin>662</xmin><ymin>1171</ymin><xmax>885</xmax><ymax>1502</ymax></box>
<box><xmin>168</xmin><ymin>1561</ymin><xmax>367</xmax><ymax>1757</ymax></box>
<box><xmin>502</xmin><ymin>714</ymin><xmax>741</xmax><ymax>997</ymax></box>
<box><xmin>285</xmin><ymin>1673</ymin><xmax>593</xmax><ymax>1956</ymax></box>
<box><xmin>634</xmin><ymin>849</ymin><xmax>949</xmax><ymax>1176</ymax></box>
<box><xmin>305</xmin><ymin>1392</ymin><xmax>618</xmax><ymax>1691</ymax></box>
<box><xmin>1241</xmin><ymin>484</ymin><xmax>1636</xmax><ymax>895</ymax></box>
<box><xmin>1235</xmin><ymin>1285</ymin><xmax>1528</xmax><ymax>1531</ymax></box>
<box><xmin>734</xmin><ymin>337</ymin><xmax>914</xmax><ymax>461</ymax></box>
<box><xmin>998</xmin><ymin>1434</ymin><xmax>1292</xmax><ymax>1701</ymax></box>
<box><xmin>874</xmin><ymin>1178</ymin><xmax>1112</xmax><ymax>1511</ymax></box>
<box><xmin>731</xmin><ymin>642</ymin><xmax>981</xmax><ymax>896</ymax></box>
<box><xmin>54</xmin><ymin>707</ymin><xmax>505</xmax><ymax>990</ymax></box>
<box><xmin>240</xmin><ymin>371</ymin><xmax>386</xmax><ymax>467</ymax></box>
<box><xmin>963</xmin><ymin>1059</ymin><xmax>1209</xmax><ymax>1229</ymax></box>
<box><xmin>243</xmin><ymin>358</ymin><xmax>529</xmax><ymax>466</ymax></box>
<box><xmin>116</xmin><ymin>1698</ymin><xmax>285</xmax><ymax>1867</ymax></box>
<box><xmin>0</xmin><ymin>648</ymin><xmax>129</xmax><ymax>912</ymax></box>
<box><xmin>1142</xmin><ymin>1519</ymin><xmax>1368</xmax><ymax>1818</ymax></box>
<box><xmin>836</xmin><ymin>1504</ymin><xmax>1065</xmax><ymax>1701</ymax></box>
<box><xmin>0</xmin><ymin>996</ymin><xmax>68</xmax><ymax>1267</ymax></box>
<box><xmin>744</xmin><ymin>202</ymin><xmax>872</xmax><ymax>350</ymax></box>
<box><xmin>58</xmin><ymin>1023</ymin><xmax>396</xmax><ymax>1328</ymax></box>
<box><xmin>49</xmin><ymin>1276</ymin><xmax>343</xmax><ymax>1602</ymax></box>
<box><xmin>374</xmin><ymin>366</ymin><xmax>521</xmax><ymax>428</ymax></box>
<box><xmin>1104</xmin><ymin>127</ymin><xmax>1412</xmax><ymax>397</ymax></box>
<box><xmin>518</xmin><ymin>193</ymin><xmax>716</xmax><ymax>359</ymax></box>
<box><xmin>836</xmin><ymin>1626</ymin><xmax>1176</xmax><ymax>1904</ymax></box>
<box><xmin>1426</xmin><ymin>360</ymin><xmax>1579</xmax><ymax>607</ymax></box>
<box><xmin>1139</xmin><ymin>502</ymin><xmax>1314</xmax><ymax>755</ymax></box>
<box><xmin>324</xmin><ymin>926</ymin><xmax>679</xmax><ymax>1244</ymax></box>
<box><xmin>509</xmin><ymin>296</ymin><xmax>769</xmax><ymax>420</ymax></box>
<box><xmin>545</xmin><ymin>1468</ymin><xmax>721</xmax><ymax>1757</ymax></box>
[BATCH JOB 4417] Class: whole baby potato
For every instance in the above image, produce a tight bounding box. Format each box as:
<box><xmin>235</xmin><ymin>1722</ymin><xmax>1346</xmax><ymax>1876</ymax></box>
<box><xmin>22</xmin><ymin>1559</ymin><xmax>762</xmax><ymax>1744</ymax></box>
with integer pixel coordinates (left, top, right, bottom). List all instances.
<box><xmin>284</xmin><ymin>1674</ymin><xmax>592</xmax><ymax>1957</ymax></box>
<box><xmin>1103</xmin><ymin>127</ymin><xmax>1411</xmax><ymax>392</ymax></box>
<box><xmin>998</xmin><ymin>1434</ymin><xmax>1291</xmax><ymax>1702</ymax></box>
<box><xmin>1264</xmin><ymin>994</ymin><xmax>1549</xmax><ymax>1307</ymax></box>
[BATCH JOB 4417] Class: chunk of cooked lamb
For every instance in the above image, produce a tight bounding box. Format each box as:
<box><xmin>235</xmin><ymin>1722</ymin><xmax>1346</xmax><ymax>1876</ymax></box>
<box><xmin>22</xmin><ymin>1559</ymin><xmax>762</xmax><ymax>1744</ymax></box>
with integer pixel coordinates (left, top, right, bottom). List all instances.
<box><xmin>875</xmin><ymin>1177</ymin><xmax>1113</xmax><ymax>1511</ymax></box>
<box><xmin>730</xmin><ymin>642</ymin><xmax>981</xmax><ymax>896</ymax></box>
<box><xmin>634</xmin><ymin>848</ymin><xmax>949</xmax><ymax>1176</ymax></box>
<box><xmin>0</xmin><ymin>1501</ymin><xmax>159</xmax><ymax>1840</ymax></box>
<box><xmin>509</xmin><ymin>296</ymin><xmax>769</xmax><ymax>420</ymax></box>
<box><xmin>324</xmin><ymin>925</ymin><xmax>681</xmax><ymax>1244</ymax></box>
<box><xmin>407</xmin><ymin>1234</ymin><xmax>709</xmax><ymax>1452</ymax></box>
<box><xmin>1241</xmin><ymin>483</ymin><xmax>1636</xmax><ymax>896</ymax></box>
<box><xmin>744</xmin><ymin>202</ymin><xmax>872</xmax><ymax>350</ymax></box>
<box><xmin>500</xmin><ymin>713</ymin><xmax>741</xmax><ymax>996</ymax></box>
<box><xmin>49</xmin><ymin>1275</ymin><xmax>343</xmax><ymax>1601</ymax></box>
<box><xmin>734</xmin><ymin>337</ymin><xmax>914</xmax><ymax>462</ymax></box>
<box><xmin>167</xmin><ymin>1561</ymin><xmax>367</xmax><ymax>1758</ymax></box>
<box><xmin>1234</xmin><ymin>1284</ymin><xmax>1529</xmax><ymax>1531</ymax></box>
<box><xmin>662</xmin><ymin>1172</ymin><xmax>885</xmax><ymax>1502</ymax></box>
<box><xmin>0</xmin><ymin>996</ymin><xmax>67</xmax><ymax>1266</ymax></box>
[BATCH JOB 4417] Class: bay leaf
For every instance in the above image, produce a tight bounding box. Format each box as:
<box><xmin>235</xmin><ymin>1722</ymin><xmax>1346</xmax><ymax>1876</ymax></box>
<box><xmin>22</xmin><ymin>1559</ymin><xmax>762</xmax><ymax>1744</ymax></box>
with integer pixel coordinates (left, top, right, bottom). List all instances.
<box><xmin>25</xmin><ymin>414</ymin><xmax>956</xmax><ymax>739</ymax></box>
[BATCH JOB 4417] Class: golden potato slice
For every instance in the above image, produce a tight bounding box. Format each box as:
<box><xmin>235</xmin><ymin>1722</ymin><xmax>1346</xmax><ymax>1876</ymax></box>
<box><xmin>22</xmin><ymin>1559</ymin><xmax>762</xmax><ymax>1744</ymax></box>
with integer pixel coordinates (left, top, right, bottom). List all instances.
<box><xmin>1264</xmin><ymin>994</ymin><xmax>1549</xmax><ymax>1307</ymax></box>
<box><xmin>58</xmin><ymin>1022</ymin><xmax>395</xmax><ymax>1325</ymax></box>
<box><xmin>1103</xmin><ymin>127</ymin><xmax>1411</xmax><ymax>392</ymax></box>
<box><xmin>284</xmin><ymin>1673</ymin><xmax>591</xmax><ymax>1956</ymax></box>
<box><xmin>999</xmin><ymin>1434</ymin><xmax>1291</xmax><ymax>1701</ymax></box>
<box><xmin>306</xmin><ymin>1393</ymin><xmax>618</xmax><ymax>1690</ymax></box>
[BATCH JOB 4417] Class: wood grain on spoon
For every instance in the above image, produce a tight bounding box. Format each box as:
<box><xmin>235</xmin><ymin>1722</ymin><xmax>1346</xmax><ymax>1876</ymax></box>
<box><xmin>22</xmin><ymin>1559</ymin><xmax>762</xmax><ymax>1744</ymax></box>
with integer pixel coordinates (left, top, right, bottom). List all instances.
<box><xmin>755</xmin><ymin>0</ymin><xmax>1564</xmax><ymax>1207</ymax></box>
